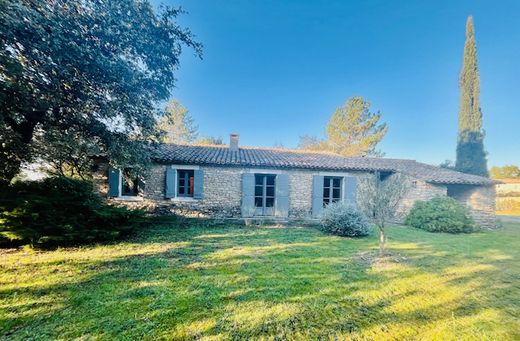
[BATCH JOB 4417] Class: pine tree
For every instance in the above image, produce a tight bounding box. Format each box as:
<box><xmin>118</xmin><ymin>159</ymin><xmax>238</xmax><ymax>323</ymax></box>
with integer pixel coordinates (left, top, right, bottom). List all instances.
<box><xmin>195</xmin><ymin>136</ymin><xmax>224</xmax><ymax>145</ymax></box>
<box><xmin>298</xmin><ymin>97</ymin><xmax>387</xmax><ymax>157</ymax></box>
<box><xmin>455</xmin><ymin>16</ymin><xmax>488</xmax><ymax>176</ymax></box>
<box><xmin>156</xmin><ymin>100</ymin><xmax>198</xmax><ymax>144</ymax></box>
<box><xmin>325</xmin><ymin>97</ymin><xmax>388</xmax><ymax>157</ymax></box>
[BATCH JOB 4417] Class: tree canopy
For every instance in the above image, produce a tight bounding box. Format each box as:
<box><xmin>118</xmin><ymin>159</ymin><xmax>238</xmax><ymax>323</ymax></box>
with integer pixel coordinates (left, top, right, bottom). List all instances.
<box><xmin>156</xmin><ymin>100</ymin><xmax>199</xmax><ymax>144</ymax></box>
<box><xmin>195</xmin><ymin>136</ymin><xmax>225</xmax><ymax>145</ymax></box>
<box><xmin>489</xmin><ymin>165</ymin><xmax>520</xmax><ymax>179</ymax></box>
<box><xmin>299</xmin><ymin>97</ymin><xmax>387</xmax><ymax>157</ymax></box>
<box><xmin>455</xmin><ymin>16</ymin><xmax>488</xmax><ymax>177</ymax></box>
<box><xmin>0</xmin><ymin>0</ymin><xmax>201</xmax><ymax>184</ymax></box>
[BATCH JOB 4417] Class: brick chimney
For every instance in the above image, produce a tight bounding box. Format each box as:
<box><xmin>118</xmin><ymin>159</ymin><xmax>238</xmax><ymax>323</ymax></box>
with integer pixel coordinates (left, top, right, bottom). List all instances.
<box><xmin>229</xmin><ymin>133</ymin><xmax>239</xmax><ymax>152</ymax></box>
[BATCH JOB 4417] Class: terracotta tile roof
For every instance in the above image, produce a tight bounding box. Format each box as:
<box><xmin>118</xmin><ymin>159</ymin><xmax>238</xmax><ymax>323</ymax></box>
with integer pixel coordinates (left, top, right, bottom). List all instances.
<box><xmin>154</xmin><ymin>144</ymin><xmax>494</xmax><ymax>186</ymax></box>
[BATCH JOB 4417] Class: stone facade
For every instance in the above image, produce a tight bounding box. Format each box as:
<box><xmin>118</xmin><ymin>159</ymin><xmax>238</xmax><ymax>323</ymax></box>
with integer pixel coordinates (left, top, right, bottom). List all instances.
<box><xmin>396</xmin><ymin>176</ymin><xmax>447</xmax><ymax>221</ymax></box>
<box><xmin>447</xmin><ymin>184</ymin><xmax>497</xmax><ymax>228</ymax></box>
<box><xmin>287</xmin><ymin>170</ymin><xmax>313</xmax><ymax>218</ymax></box>
<box><xmin>95</xmin><ymin>163</ymin><xmax>497</xmax><ymax>228</ymax></box>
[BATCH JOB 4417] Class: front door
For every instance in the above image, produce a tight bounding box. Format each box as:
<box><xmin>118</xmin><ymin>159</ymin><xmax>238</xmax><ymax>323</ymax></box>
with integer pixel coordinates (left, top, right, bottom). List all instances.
<box><xmin>254</xmin><ymin>174</ymin><xmax>276</xmax><ymax>216</ymax></box>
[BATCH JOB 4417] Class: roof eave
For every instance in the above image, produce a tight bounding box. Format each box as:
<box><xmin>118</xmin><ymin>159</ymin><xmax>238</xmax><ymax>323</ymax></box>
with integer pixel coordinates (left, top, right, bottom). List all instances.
<box><xmin>427</xmin><ymin>180</ymin><xmax>495</xmax><ymax>186</ymax></box>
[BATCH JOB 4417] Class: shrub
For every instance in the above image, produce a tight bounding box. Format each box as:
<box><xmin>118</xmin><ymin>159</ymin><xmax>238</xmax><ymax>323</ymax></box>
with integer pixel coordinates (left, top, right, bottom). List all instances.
<box><xmin>320</xmin><ymin>202</ymin><xmax>370</xmax><ymax>237</ymax></box>
<box><xmin>0</xmin><ymin>177</ymin><xmax>145</xmax><ymax>248</ymax></box>
<box><xmin>405</xmin><ymin>196</ymin><xmax>475</xmax><ymax>233</ymax></box>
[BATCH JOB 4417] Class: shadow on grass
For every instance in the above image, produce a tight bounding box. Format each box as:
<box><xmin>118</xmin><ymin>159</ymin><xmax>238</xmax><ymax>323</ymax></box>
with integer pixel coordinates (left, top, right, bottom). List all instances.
<box><xmin>1</xmin><ymin>222</ymin><xmax>519</xmax><ymax>339</ymax></box>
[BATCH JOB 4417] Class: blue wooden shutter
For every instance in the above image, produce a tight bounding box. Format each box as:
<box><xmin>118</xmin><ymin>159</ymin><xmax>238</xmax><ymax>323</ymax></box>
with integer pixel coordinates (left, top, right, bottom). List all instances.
<box><xmin>241</xmin><ymin>173</ymin><xmax>255</xmax><ymax>217</ymax></box>
<box><xmin>344</xmin><ymin>176</ymin><xmax>358</xmax><ymax>207</ymax></box>
<box><xmin>312</xmin><ymin>175</ymin><xmax>324</xmax><ymax>218</ymax></box>
<box><xmin>165</xmin><ymin>168</ymin><xmax>177</xmax><ymax>198</ymax></box>
<box><xmin>193</xmin><ymin>169</ymin><xmax>204</xmax><ymax>199</ymax></box>
<box><xmin>275</xmin><ymin>174</ymin><xmax>289</xmax><ymax>217</ymax></box>
<box><xmin>108</xmin><ymin>167</ymin><xmax>120</xmax><ymax>197</ymax></box>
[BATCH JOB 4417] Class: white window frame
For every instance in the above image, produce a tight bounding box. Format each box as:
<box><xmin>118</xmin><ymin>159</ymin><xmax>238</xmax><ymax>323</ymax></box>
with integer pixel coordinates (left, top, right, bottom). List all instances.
<box><xmin>168</xmin><ymin>165</ymin><xmax>201</xmax><ymax>202</ymax></box>
<box><xmin>323</xmin><ymin>176</ymin><xmax>343</xmax><ymax>206</ymax></box>
<box><xmin>318</xmin><ymin>171</ymin><xmax>354</xmax><ymax>203</ymax></box>
<box><xmin>115</xmin><ymin>170</ymin><xmax>143</xmax><ymax>201</ymax></box>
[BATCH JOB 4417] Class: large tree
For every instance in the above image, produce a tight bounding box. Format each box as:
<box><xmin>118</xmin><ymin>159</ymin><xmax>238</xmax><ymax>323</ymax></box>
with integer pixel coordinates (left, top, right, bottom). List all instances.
<box><xmin>297</xmin><ymin>135</ymin><xmax>327</xmax><ymax>151</ymax></box>
<box><xmin>156</xmin><ymin>100</ymin><xmax>198</xmax><ymax>144</ymax></box>
<box><xmin>299</xmin><ymin>97</ymin><xmax>387</xmax><ymax>157</ymax></box>
<box><xmin>195</xmin><ymin>136</ymin><xmax>224</xmax><ymax>145</ymax></box>
<box><xmin>0</xmin><ymin>0</ymin><xmax>201</xmax><ymax>185</ymax></box>
<box><xmin>455</xmin><ymin>16</ymin><xmax>488</xmax><ymax>176</ymax></box>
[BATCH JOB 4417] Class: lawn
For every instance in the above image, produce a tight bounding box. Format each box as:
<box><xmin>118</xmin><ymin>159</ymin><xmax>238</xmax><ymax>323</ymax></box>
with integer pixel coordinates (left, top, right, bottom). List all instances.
<box><xmin>1</xmin><ymin>220</ymin><xmax>519</xmax><ymax>340</ymax></box>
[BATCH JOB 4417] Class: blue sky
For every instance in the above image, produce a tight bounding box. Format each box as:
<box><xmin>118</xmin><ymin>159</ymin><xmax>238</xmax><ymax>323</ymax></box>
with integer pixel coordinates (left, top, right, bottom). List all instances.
<box><xmin>159</xmin><ymin>0</ymin><xmax>519</xmax><ymax>167</ymax></box>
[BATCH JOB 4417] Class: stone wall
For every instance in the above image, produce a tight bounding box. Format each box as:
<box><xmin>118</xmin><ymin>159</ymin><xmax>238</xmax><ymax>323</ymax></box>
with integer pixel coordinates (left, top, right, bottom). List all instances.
<box><xmin>150</xmin><ymin>166</ymin><xmax>323</xmax><ymax>218</ymax></box>
<box><xmin>288</xmin><ymin>170</ymin><xmax>313</xmax><ymax>218</ymax></box>
<box><xmin>166</xmin><ymin>166</ymin><xmax>244</xmax><ymax>218</ymax></box>
<box><xmin>145</xmin><ymin>165</ymin><xmax>167</xmax><ymax>201</ymax></box>
<box><xmin>95</xmin><ymin>165</ymin><xmax>362</xmax><ymax>219</ymax></box>
<box><xmin>94</xmin><ymin>163</ymin><xmax>496</xmax><ymax>227</ymax></box>
<box><xmin>447</xmin><ymin>184</ymin><xmax>497</xmax><ymax>228</ymax></box>
<box><xmin>396</xmin><ymin>176</ymin><xmax>447</xmax><ymax>221</ymax></box>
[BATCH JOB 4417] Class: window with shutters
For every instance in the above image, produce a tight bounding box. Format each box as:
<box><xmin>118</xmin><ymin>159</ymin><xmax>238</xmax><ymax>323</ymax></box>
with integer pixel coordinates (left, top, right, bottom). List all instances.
<box><xmin>323</xmin><ymin>176</ymin><xmax>342</xmax><ymax>206</ymax></box>
<box><xmin>121</xmin><ymin>168</ymin><xmax>140</xmax><ymax>196</ymax></box>
<box><xmin>177</xmin><ymin>169</ymin><xmax>195</xmax><ymax>197</ymax></box>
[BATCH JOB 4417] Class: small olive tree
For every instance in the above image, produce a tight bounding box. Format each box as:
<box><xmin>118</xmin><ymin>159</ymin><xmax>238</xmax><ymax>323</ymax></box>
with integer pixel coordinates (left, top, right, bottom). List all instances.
<box><xmin>357</xmin><ymin>172</ymin><xmax>410</xmax><ymax>256</ymax></box>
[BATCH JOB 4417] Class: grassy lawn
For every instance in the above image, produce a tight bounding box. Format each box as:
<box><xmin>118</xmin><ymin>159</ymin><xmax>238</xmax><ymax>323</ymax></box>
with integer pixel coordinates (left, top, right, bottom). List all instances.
<box><xmin>1</xmin><ymin>220</ymin><xmax>519</xmax><ymax>340</ymax></box>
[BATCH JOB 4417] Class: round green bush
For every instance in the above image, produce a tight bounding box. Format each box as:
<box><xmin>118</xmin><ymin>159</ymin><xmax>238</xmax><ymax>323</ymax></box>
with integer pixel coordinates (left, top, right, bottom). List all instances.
<box><xmin>320</xmin><ymin>202</ymin><xmax>370</xmax><ymax>237</ymax></box>
<box><xmin>405</xmin><ymin>196</ymin><xmax>476</xmax><ymax>233</ymax></box>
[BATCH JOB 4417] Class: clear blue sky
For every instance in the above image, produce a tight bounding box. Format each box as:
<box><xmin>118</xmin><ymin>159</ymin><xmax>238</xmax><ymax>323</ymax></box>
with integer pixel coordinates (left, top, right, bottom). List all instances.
<box><xmin>159</xmin><ymin>0</ymin><xmax>519</xmax><ymax>167</ymax></box>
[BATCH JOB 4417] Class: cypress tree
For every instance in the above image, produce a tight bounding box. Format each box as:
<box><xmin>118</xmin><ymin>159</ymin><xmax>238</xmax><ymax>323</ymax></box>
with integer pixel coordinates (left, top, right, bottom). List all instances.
<box><xmin>455</xmin><ymin>16</ymin><xmax>488</xmax><ymax>176</ymax></box>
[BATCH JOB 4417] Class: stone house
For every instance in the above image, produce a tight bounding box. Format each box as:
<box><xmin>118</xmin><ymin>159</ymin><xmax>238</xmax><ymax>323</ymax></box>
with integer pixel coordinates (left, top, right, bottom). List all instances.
<box><xmin>496</xmin><ymin>178</ymin><xmax>520</xmax><ymax>196</ymax></box>
<box><xmin>96</xmin><ymin>134</ymin><xmax>497</xmax><ymax>228</ymax></box>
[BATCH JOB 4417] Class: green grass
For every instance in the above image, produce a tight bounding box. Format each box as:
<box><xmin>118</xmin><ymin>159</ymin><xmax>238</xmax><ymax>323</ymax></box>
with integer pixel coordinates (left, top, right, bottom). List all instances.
<box><xmin>1</xmin><ymin>220</ymin><xmax>519</xmax><ymax>340</ymax></box>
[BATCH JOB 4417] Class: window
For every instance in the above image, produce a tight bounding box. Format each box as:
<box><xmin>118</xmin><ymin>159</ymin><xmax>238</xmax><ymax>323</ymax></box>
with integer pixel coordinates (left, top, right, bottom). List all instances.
<box><xmin>121</xmin><ymin>169</ymin><xmax>140</xmax><ymax>196</ymax></box>
<box><xmin>254</xmin><ymin>174</ymin><xmax>276</xmax><ymax>214</ymax></box>
<box><xmin>323</xmin><ymin>176</ymin><xmax>342</xmax><ymax>206</ymax></box>
<box><xmin>379</xmin><ymin>171</ymin><xmax>392</xmax><ymax>181</ymax></box>
<box><xmin>177</xmin><ymin>169</ymin><xmax>194</xmax><ymax>197</ymax></box>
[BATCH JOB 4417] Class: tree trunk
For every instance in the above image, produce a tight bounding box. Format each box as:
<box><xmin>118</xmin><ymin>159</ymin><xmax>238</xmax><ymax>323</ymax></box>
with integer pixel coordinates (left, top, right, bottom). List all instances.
<box><xmin>0</xmin><ymin>146</ymin><xmax>26</xmax><ymax>185</ymax></box>
<box><xmin>379</xmin><ymin>226</ymin><xmax>385</xmax><ymax>256</ymax></box>
<box><xmin>1</xmin><ymin>110</ymin><xmax>43</xmax><ymax>184</ymax></box>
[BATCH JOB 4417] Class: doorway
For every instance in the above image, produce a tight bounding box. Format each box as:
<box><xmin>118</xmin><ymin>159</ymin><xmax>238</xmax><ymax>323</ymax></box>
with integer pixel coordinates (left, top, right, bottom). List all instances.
<box><xmin>254</xmin><ymin>174</ymin><xmax>276</xmax><ymax>216</ymax></box>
